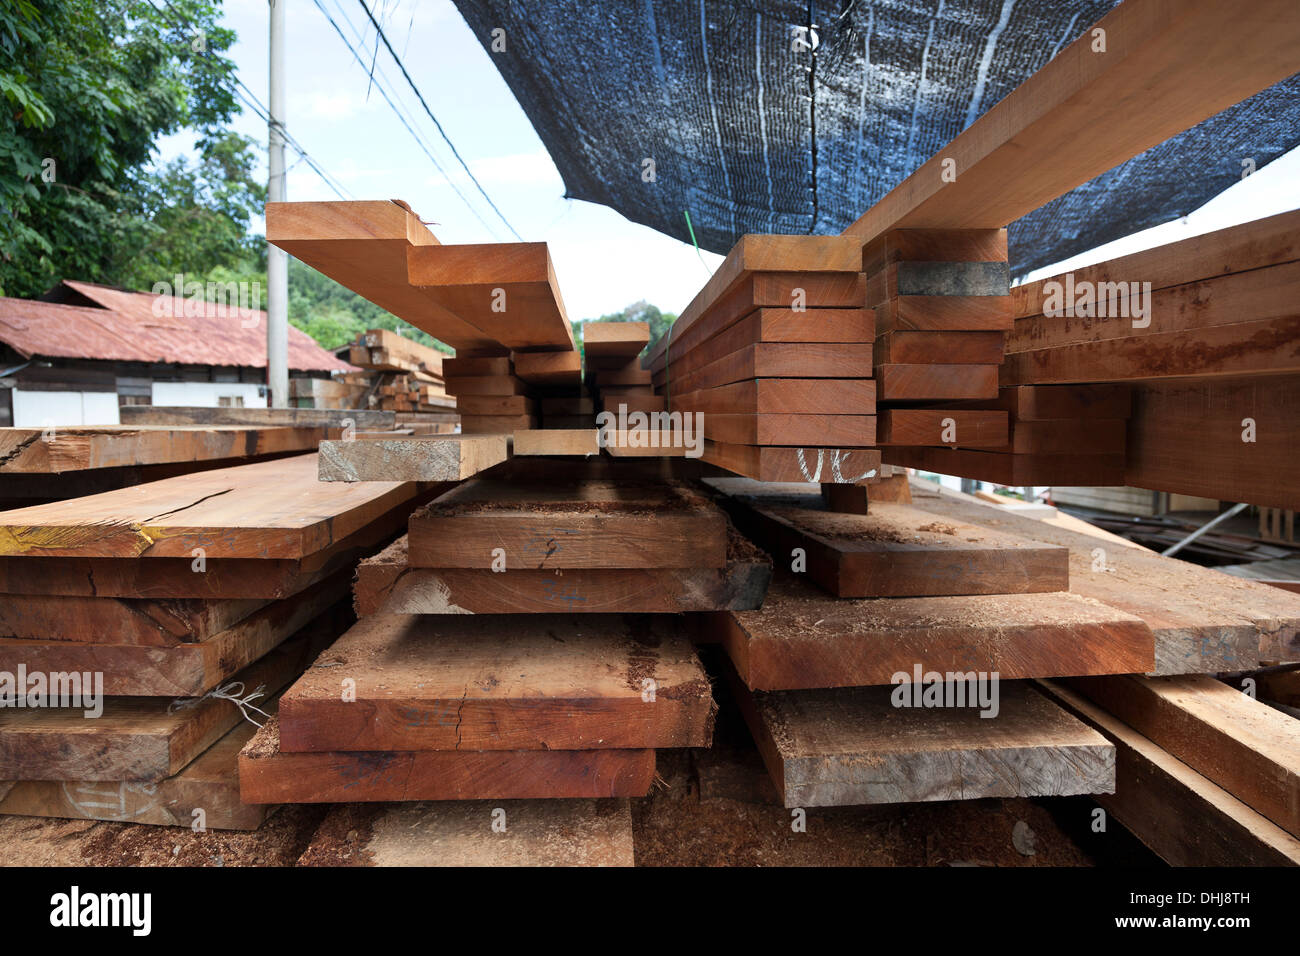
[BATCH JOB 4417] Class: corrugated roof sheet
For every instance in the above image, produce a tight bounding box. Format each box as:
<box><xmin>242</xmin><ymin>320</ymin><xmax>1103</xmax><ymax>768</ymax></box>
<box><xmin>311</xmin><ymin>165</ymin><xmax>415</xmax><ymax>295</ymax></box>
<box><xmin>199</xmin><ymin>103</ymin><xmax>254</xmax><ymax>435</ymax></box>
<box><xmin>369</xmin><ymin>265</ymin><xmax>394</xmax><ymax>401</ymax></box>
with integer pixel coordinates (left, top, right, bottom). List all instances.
<box><xmin>0</xmin><ymin>281</ymin><xmax>353</xmax><ymax>373</ymax></box>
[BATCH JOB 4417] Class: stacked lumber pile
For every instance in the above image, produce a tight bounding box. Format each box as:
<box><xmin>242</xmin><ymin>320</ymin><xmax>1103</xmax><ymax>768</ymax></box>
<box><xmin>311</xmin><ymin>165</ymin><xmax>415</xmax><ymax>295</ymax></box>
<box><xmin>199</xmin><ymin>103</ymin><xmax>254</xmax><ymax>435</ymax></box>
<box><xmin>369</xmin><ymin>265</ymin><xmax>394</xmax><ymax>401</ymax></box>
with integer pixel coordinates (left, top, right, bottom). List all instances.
<box><xmin>288</xmin><ymin>376</ymin><xmax>369</xmax><ymax>409</ymax></box>
<box><xmin>443</xmin><ymin>354</ymin><xmax>535</xmax><ymax>433</ymax></box>
<box><xmin>239</xmin><ymin>469</ymin><xmax>736</xmax><ymax>804</ymax></box>
<box><xmin>646</xmin><ymin>236</ymin><xmax>881</xmax><ymax>482</ymax></box>
<box><xmin>0</xmin><ymin>453</ymin><xmax>434</xmax><ymax>829</ymax></box>
<box><xmin>882</xmin><ymin>383</ymin><xmax>1132</xmax><ymax>486</ymax></box>
<box><xmin>585</xmin><ymin>321</ymin><xmax>656</xmax><ymax>416</ymax></box>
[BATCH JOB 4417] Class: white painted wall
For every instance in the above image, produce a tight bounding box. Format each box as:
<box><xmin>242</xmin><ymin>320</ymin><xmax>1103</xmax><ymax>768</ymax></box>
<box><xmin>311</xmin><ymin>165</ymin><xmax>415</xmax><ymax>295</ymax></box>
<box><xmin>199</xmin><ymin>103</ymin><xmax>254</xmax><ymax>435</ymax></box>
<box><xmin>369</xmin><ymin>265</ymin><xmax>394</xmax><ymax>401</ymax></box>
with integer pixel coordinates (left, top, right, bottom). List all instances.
<box><xmin>151</xmin><ymin>381</ymin><xmax>265</xmax><ymax>408</ymax></box>
<box><xmin>12</xmin><ymin>390</ymin><xmax>120</xmax><ymax>427</ymax></box>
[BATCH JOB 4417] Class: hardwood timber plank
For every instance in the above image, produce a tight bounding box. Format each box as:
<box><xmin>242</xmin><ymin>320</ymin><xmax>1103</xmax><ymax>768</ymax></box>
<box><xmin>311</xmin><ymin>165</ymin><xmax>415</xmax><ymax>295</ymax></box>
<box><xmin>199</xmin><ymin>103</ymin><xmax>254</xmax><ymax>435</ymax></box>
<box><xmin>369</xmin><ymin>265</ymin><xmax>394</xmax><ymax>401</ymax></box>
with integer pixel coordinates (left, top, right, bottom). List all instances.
<box><xmin>455</xmin><ymin>394</ymin><xmax>535</xmax><ymax>416</ymax></box>
<box><xmin>1125</xmin><ymin>375</ymin><xmax>1300</xmax><ymax>510</ymax></box>
<box><xmin>0</xmin><ymin>714</ymin><xmax>270</xmax><ymax>830</ymax></box>
<box><xmin>671</xmin><ymin>379</ymin><xmax>875</xmax><ymax>416</ymax></box>
<box><xmin>0</xmin><ymin>614</ymin><xmax>341</xmax><ymax>780</ymax></box>
<box><xmin>875</xmin><ymin>295</ymin><xmax>1014</xmax><ymax>333</ymax></box>
<box><xmin>703</xmin><ymin>413</ymin><xmax>876</xmax><ymax>447</ymax></box>
<box><xmin>0</xmin><ymin>593</ymin><xmax>270</xmax><ymax>646</ymax></box>
<box><xmin>353</xmin><ymin>528</ymin><xmax>770</xmax><ymax>614</ymax></box>
<box><xmin>406</xmin><ymin>478</ymin><xmax>726</xmax><ymax>569</ymax></box>
<box><xmin>906</xmin><ymin>481</ymin><xmax>1300</xmax><ymax>673</ymax></box>
<box><xmin>406</xmin><ymin>243</ymin><xmax>575</xmax><ymax>351</ymax></box>
<box><xmin>512</xmin><ymin>350</ymin><xmax>582</xmax><ymax>385</ymax></box>
<box><xmin>876</xmin><ymin>364</ymin><xmax>999</xmax><ymax>401</ymax></box>
<box><xmin>646</xmin><ymin>235</ymin><xmax>865</xmax><ymax>369</ymax></box>
<box><xmin>119</xmin><ymin>406</ymin><xmax>395</xmax><ymax>429</ymax></box>
<box><xmin>663</xmin><ymin>343</ymin><xmax>874</xmax><ymax>395</ymax></box>
<box><xmin>874</xmin><ymin>330</ymin><xmax>1005</xmax><ymax>365</ymax></box>
<box><xmin>732</xmin><ymin>676</ymin><xmax>1114</xmax><ymax>808</ymax></box>
<box><xmin>0</xmin><ymin>574</ymin><xmax>347</xmax><ymax>696</ymax></box>
<box><xmin>0</xmin><ymin>426</ymin><xmax>329</xmax><ymax>474</ymax></box>
<box><xmin>511</xmin><ymin>429</ymin><xmax>599</xmax><ymax>457</ymax></box>
<box><xmin>279</xmin><ymin>614</ymin><xmax>714</xmax><ymax>752</ymax></box>
<box><xmin>0</xmin><ymin>491</ymin><xmax>420</xmax><ymax>599</ymax></box>
<box><xmin>1001</xmin><ymin>314</ymin><xmax>1300</xmax><ymax>384</ymax></box>
<box><xmin>842</xmin><ymin>0</ymin><xmax>1300</xmax><ymax>243</ymax></box>
<box><xmin>878</xmin><ymin>409</ymin><xmax>1007</xmax><ymax>447</ymax></box>
<box><xmin>651</xmin><ymin>272</ymin><xmax>868</xmax><ymax>375</ymax></box>
<box><xmin>443</xmin><ymin>374</ymin><xmax>527</xmax><ymax>396</ymax></box>
<box><xmin>861</xmin><ymin>228</ymin><xmax>1008</xmax><ymax>275</ymax></box>
<box><xmin>239</xmin><ymin>717</ymin><xmax>655</xmax><ymax>803</ymax></box>
<box><xmin>714</xmin><ymin>572</ymin><xmax>1150</xmax><ymax>691</ymax></box>
<box><xmin>266</xmin><ymin>200</ymin><xmax>500</xmax><ymax>352</ymax></box>
<box><xmin>1066</xmin><ymin>674</ymin><xmax>1300</xmax><ymax>838</ymax></box>
<box><xmin>1011</xmin><ymin>209</ymin><xmax>1300</xmax><ymax>318</ymax></box>
<box><xmin>0</xmin><ymin>454</ymin><xmax>417</xmax><ymax>559</ymax></box>
<box><xmin>1038</xmin><ymin>679</ymin><xmax>1300</xmax><ymax>866</ymax></box>
<box><xmin>584</xmin><ymin>321</ymin><xmax>650</xmax><ymax>358</ymax></box>
<box><xmin>318</xmin><ymin>435</ymin><xmax>507</xmax><ymax>482</ymax></box>
<box><xmin>708</xmin><ymin>479</ymin><xmax>1068</xmax><ymax>598</ymax></box>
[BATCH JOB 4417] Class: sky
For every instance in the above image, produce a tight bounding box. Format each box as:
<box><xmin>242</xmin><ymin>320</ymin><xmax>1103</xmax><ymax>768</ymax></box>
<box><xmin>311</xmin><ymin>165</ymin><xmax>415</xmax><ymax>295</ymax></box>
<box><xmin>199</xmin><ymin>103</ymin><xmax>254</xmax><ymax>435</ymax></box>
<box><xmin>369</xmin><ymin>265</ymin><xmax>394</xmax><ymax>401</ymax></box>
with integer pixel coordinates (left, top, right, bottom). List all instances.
<box><xmin>160</xmin><ymin>0</ymin><xmax>1300</xmax><ymax>319</ymax></box>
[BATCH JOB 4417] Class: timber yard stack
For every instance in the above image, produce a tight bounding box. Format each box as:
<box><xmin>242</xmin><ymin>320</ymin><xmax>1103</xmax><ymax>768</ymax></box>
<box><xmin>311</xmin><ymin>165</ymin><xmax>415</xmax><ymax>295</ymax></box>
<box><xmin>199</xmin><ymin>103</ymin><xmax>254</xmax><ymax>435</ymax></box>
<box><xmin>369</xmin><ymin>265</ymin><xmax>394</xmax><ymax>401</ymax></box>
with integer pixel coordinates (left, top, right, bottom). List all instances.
<box><xmin>0</xmin><ymin>449</ymin><xmax>434</xmax><ymax>829</ymax></box>
<box><xmin>0</xmin><ymin>0</ymin><xmax>1299</xmax><ymax>868</ymax></box>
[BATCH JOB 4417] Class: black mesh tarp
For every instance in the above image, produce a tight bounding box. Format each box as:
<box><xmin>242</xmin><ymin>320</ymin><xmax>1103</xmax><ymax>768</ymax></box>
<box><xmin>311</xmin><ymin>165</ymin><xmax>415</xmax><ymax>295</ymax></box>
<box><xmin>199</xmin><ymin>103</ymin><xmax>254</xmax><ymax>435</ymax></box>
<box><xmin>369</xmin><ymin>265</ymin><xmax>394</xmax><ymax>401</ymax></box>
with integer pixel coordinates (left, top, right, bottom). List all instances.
<box><xmin>451</xmin><ymin>0</ymin><xmax>1299</xmax><ymax>276</ymax></box>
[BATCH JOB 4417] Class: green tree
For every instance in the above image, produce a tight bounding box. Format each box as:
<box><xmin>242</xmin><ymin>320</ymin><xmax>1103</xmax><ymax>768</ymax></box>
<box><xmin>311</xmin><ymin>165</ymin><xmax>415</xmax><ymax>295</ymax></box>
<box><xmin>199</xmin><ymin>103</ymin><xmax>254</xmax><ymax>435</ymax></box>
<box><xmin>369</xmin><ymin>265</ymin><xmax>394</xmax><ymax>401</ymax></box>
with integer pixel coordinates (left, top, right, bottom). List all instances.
<box><xmin>0</xmin><ymin>0</ymin><xmax>256</xmax><ymax>297</ymax></box>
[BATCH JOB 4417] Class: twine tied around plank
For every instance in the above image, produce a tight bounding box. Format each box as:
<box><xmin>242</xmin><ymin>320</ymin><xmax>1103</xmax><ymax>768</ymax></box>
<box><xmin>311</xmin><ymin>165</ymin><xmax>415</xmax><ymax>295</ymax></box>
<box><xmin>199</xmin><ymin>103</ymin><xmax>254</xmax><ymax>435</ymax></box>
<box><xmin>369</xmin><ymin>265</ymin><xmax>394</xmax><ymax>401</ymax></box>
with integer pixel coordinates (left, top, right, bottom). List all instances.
<box><xmin>168</xmin><ymin>681</ymin><xmax>272</xmax><ymax>728</ymax></box>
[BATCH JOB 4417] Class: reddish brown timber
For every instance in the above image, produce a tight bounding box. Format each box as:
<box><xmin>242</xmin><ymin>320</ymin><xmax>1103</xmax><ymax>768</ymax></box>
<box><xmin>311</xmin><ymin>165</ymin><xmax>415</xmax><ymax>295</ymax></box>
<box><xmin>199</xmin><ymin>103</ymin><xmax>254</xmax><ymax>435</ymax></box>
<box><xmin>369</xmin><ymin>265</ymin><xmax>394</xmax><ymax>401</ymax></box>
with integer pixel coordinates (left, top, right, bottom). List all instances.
<box><xmin>703</xmin><ymin>442</ymin><xmax>881</xmax><ymax>484</ymax></box>
<box><xmin>671</xmin><ymin>379</ymin><xmax>875</xmax><ymax>416</ymax></box>
<box><xmin>354</xmin><ymin>529</ymin><xmax>770</xmax><ymax>615</ymax></box>
<box><xmin>877</xmin><ymin>409</ymin><xmax>1007</xmax><ymax>447</ymax></box>
<box><xmin>661</xmin><ymin>343</ymin><xmax>874</xmax><ymax>394</ymax></box>
<box><xmin>874</xmin><ymin>330</ymin><xmax>1005</xmax><ymax>365</ymax></box>
<box><xmin>406</xmin><ymin>478</ymin><xmax>727</xmax><ymax>569</ymax></box>
<box><xmin>239</xmin><ymin>717</ymin><xmax>655</xmax><ymax>803</ymax></box>
<box><xmin>703</xmin><ymin>413</ymin><xmax>876</xmax><ymax>447</ymax></box>
<box><xmin>876</xmin><ymin>364</ymin><xmax>998</xmax><ymax>401</ymax></box>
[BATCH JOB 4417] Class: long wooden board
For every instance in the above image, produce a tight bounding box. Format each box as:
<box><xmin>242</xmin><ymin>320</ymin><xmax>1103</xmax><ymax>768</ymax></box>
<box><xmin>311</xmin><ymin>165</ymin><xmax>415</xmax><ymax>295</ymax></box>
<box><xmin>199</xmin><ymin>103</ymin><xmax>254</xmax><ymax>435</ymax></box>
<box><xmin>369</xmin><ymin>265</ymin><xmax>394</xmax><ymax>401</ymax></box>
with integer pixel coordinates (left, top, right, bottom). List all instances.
<box><xmin>0</xmin><ymin>426</ymin><xmax>330</xmax><ymax>474</ymax></box>
<box><xmin>906</xmin><ymin>481</ymin><xmax>1300</xmax><ymax>673</ymax></box>
<box><xmin>714</xmin><ymin>572</ymin><xmax>1152</xmax><ymax>691</ymax></box>
<box><xmin>239</xmin><ymin>717</ymin><xmax>655</xmax><ymax>803</ymax></box>
<box><xmin>1066</xmin><ymin>674</ymin><xmax>1300</xmax><ymax>838</ymax></box>
<box><xmin>702</xmin><ymin>442</ymin><xmax>881</xmax><ymax>484</ymax></box>
<box><xmin>0</xmin><ymin>574</ymin><xmax>347</xmax><ymax>695</ymax></box>
<box><xmin>266</xmin><ymin>200</ymin><xmax>500</xmax><ymax>352</ymax></box>
<box><xmin>712</xmin><ymin>484</ymin><xmax>1068</xmax><ymax>598</ymax></box>
<box><xmin>406</xmin><ymin>478</ymin><xmax>727</xmax><ymax>569</ymax></box>
<box><xmin>278</xmin><ymin>614</ymin><xmax>714</xmax><ymax>752</ymax></box>
<box><xmin>1039</xmin><ymin>679</ymin><xmax>1300</xmax><ymax>866</ymax></box>
<box><xmin>671</xmin><ymin>378</ymin><xmax>875</xmax><ymax>416</ymax></box>
<box><xmin>353</xmin><ymin>529</ymin><xmax>770</xmax><ymax>614</ymax></box>
<box><xmin>733</xmin><ymin>677</ymin><xmax>1114</xmax><ymax>808</ymax></box>
<box><xmin>841</xmin><ymin>0</ymin><xmax>1300</xmax><ymax>243</ymax></box>
<box><xmin>0</xmin><ymin>593</ymin><xmax>270</xmax><ymax>646</ymax></box>
<box><xmin>0</xmin><ymin>612</ymin><xmax>342</xmax><ymax>780</ymax></box>
<box><xmin>120</xmin><ymin>405</ymin><xmax>395</xmax><ymax>429</ymax></box>
<box><xmin>0</xmin><ymin>454</ymin><xmax>417</xmax><ymax>559</ymax></box>
<box><xmin>318</xmin><ymin>435</ymin><xmax>507</xmax><ymax>481</ymax></box>
<box><xmin>0</xmin><ymin>716</ymin><xmax>270</xmax><ymax>830</ymax></box>
<box><xmin>0</xmin><ymin>491</ymin><xmax>420</xmax><ymax>599</ymax></box>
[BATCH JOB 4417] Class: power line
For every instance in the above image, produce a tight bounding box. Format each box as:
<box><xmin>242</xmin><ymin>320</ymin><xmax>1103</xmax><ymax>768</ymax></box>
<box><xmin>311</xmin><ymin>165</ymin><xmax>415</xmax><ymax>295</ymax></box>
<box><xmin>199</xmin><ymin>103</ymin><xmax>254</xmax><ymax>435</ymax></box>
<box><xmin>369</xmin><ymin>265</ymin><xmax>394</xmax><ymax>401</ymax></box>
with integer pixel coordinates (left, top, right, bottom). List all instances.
<box><xmin>356</xmin><ymin>0</ymin><xmax>523</xmax><ymax>240</ymax></box>
<box><xmin>143</xmin><ymin>0</ymin><xmax>354</xmax><ymax>201</ymax></box>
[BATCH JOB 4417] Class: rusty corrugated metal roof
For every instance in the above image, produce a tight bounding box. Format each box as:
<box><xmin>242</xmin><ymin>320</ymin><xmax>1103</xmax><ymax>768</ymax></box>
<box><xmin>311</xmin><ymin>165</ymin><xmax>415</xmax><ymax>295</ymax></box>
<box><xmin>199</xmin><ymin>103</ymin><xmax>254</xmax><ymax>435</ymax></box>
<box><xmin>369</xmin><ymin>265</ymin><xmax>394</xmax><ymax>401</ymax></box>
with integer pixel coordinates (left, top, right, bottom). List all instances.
<box><xmin>0</xmin><ymin>280</ymin><xmax>354</xmax><ymax>373</ymax></box>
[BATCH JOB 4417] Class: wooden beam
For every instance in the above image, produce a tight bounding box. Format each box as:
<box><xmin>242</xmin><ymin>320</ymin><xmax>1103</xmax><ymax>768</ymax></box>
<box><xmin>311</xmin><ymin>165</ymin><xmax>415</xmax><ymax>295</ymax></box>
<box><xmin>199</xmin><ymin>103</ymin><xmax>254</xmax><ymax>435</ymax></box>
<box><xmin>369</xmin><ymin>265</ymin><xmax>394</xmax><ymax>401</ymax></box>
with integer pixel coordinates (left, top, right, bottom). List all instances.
<box><xmin>511</xmin><ymin>429</ymin><xmax>599</xmax><ymax>457</ymax></box>
<box><xmin>732</xmin><ymin>677</ymin><xmax>1114</xmax><ymax>808</ymax></box>
<box><xmin>317</xmin><ymin>435</ymin><xmax>507</xmax><ymax>481</ymax></box>
<box><xmin>278</xmin><ymin>614</ymin><xmax>714</xmax><ymax>752</ymax></box>
<box><xmin>714</xmin><ymin>573</ymin><xmax>1151</xmax><ymax>691</ymax></box>
<box><xmin>1038</xmin><ymin>679</ymin><xmax>1300</xmax><ymax>866</ymax></box>
<box><xmin>406</xmin><ymin>478</ymin><xmax>727</xmax><ymax>569</ymax></box>
<box><xmin>119</xmin><ymin>405</ymin><xmax>395</xmax><ymax>429</ymax></box>
<box><xmin>354</xmin><ymin>529</ymin><xmax>770</xmax><ymax>614</ymax></box>
<box><xmin>239</xmin><ymin>717</ymin><xmax>655</xmax><ymax>803</ymax></box>
<box><xmin>0</xmin><ymin>454</ymin><xmax>418</xmax><ymax>559</ymax></box>
<box><xmin>1066</xmin><ymin>674</ymin><xmax>1300</xmax><ymax>838</ymax></box>
<box><xmin>842</xmin><ymin>0</ymin><xmax>1300</xmax><ymax>243</ymax></box>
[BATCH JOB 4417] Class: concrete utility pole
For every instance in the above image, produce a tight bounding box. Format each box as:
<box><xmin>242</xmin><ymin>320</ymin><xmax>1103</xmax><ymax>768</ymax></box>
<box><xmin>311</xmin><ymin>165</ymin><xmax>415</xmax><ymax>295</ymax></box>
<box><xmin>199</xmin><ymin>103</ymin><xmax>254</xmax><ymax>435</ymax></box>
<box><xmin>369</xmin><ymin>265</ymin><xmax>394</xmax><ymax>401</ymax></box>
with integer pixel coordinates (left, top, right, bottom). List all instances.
<box><xmin>266</xmin><ymin>0</ymin><xmax>289</xmax><ymax>407</ymax></box>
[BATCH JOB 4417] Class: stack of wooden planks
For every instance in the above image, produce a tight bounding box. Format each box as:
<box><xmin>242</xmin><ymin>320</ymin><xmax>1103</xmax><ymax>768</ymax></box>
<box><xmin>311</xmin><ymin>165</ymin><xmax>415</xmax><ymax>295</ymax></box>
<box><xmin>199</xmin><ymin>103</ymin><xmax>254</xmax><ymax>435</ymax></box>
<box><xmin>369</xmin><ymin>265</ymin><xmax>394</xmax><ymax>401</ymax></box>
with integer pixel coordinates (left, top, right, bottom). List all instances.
<box><xmin>585</xmin><ymin>321</ymin><xmax>658</xmax><ymax>417</ymax></box>
<box><xmin>443</xmin><ymin>354</ymin><xmax>536</xmax><ymax>433</ymax></box>
<box><xmin>881</xmin><ymin>383</ymin><xmax>1132</xmax><ymax>486</ymax></box>
<box><xmin>238</xmin><ymin>612</ymin><xmax>716</xmax><ymax>804</ymax></box>
<box><xmin>0</xmin><ymin>453</ymin><xmax>439</xmax><ymax>829</ymax></box>
<box><xmin>350</xmin><ymin>469</ymin><xmax>768</xmax><ymax>614</ymax></box>
<box><xmin>646</xmin><ymin>236</ymin><xmax>881</xmax><ymax>483</ymax></box>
